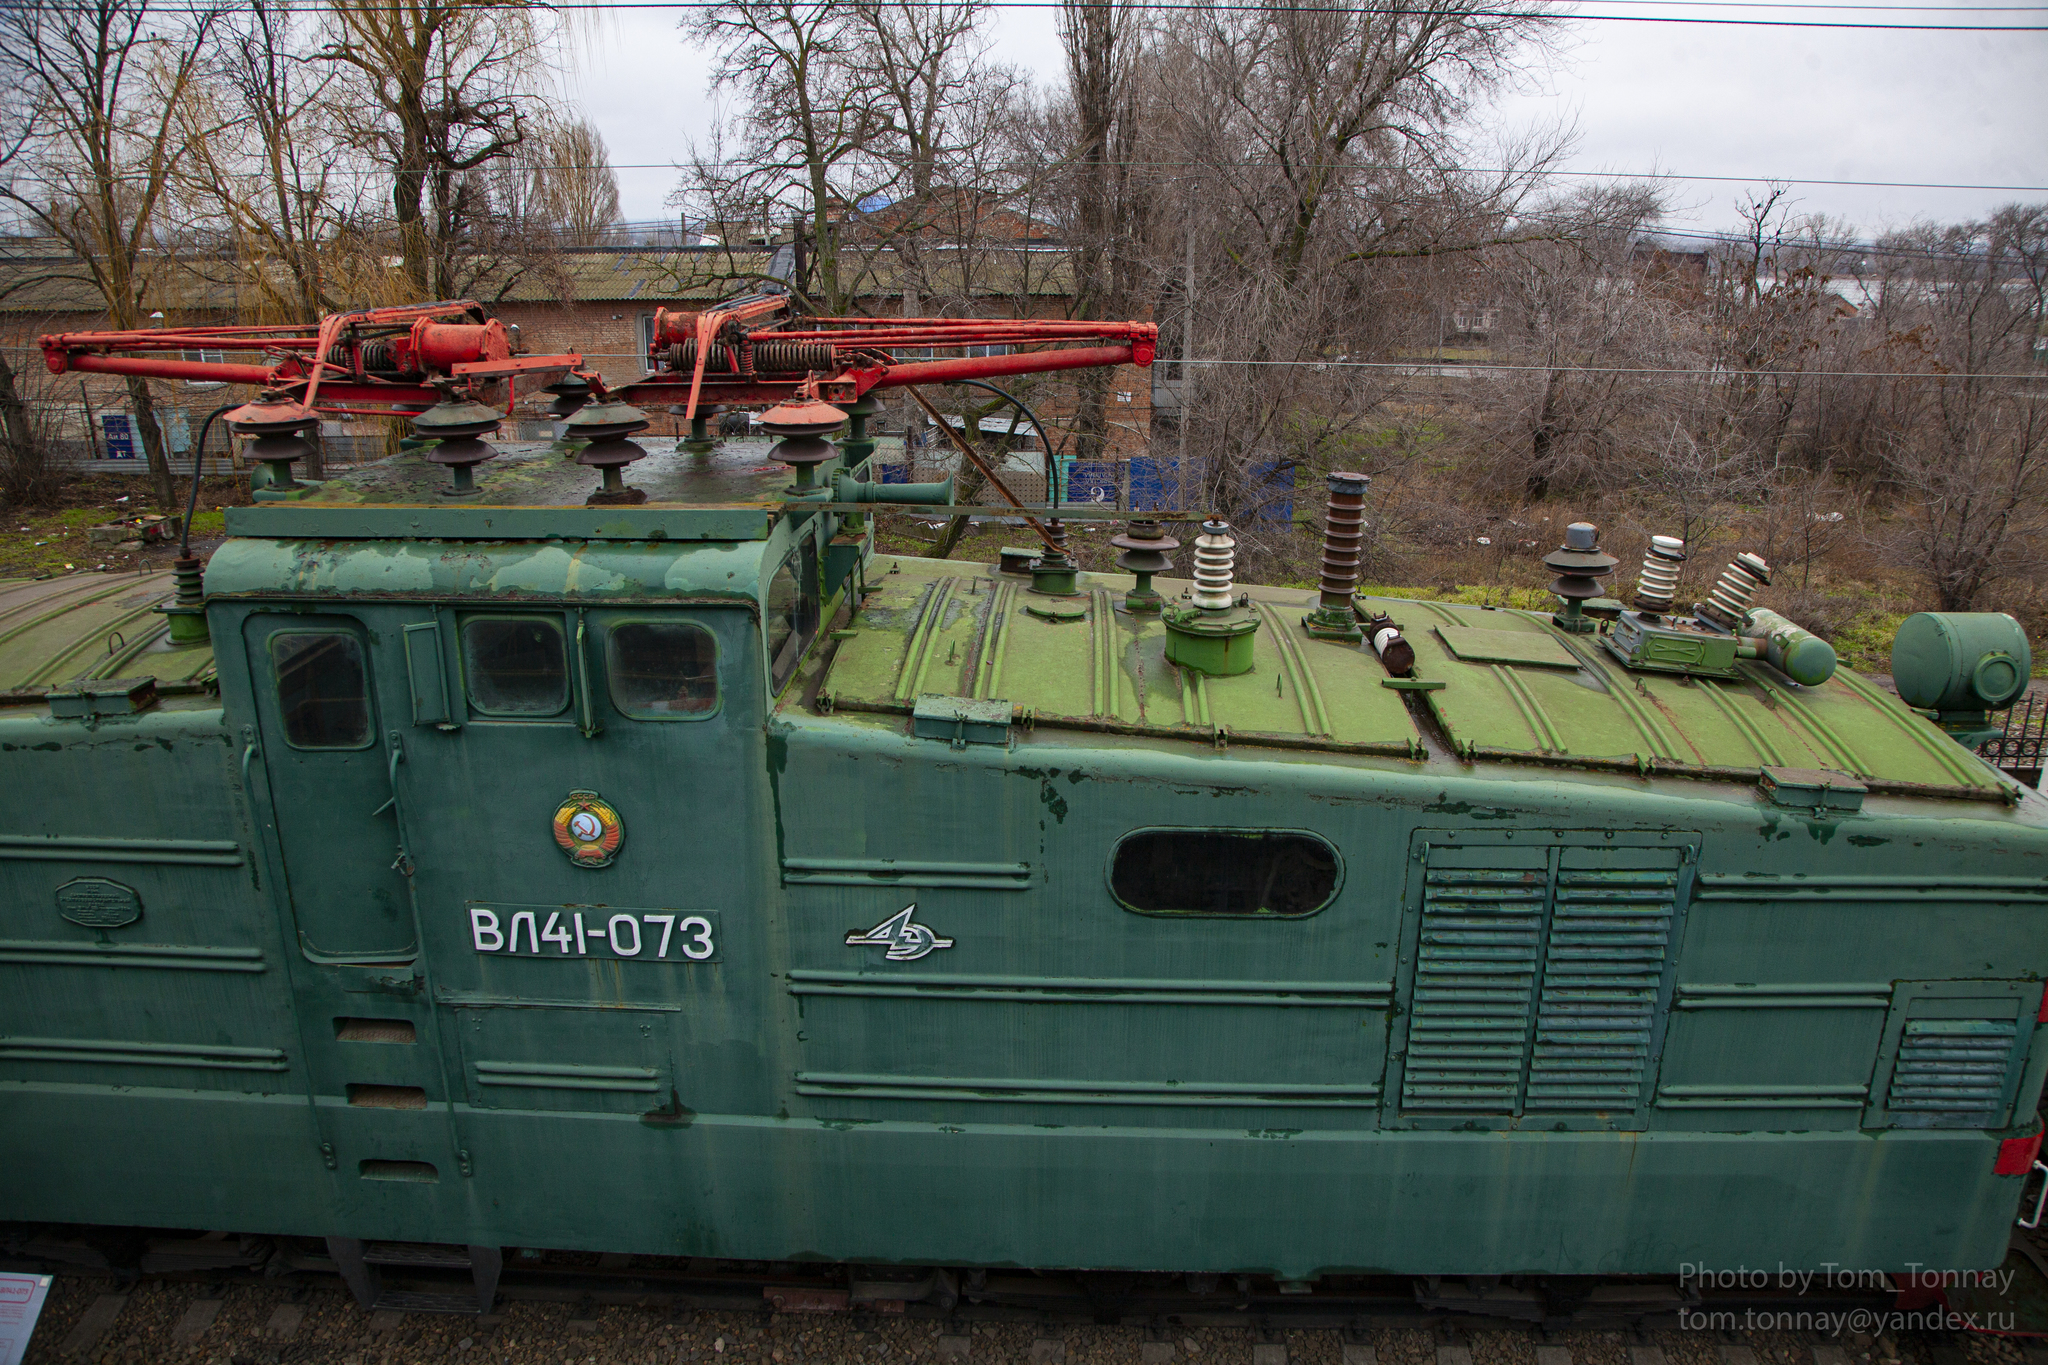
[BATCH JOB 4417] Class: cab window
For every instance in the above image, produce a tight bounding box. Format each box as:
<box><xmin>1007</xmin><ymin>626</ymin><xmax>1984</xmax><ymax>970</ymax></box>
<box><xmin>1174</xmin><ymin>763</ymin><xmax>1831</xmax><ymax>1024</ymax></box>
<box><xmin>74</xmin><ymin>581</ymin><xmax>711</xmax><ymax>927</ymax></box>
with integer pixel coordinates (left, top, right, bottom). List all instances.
<box><xmin>608</xmin><ymin>621</ymin><xmax>718</xmax><ymax>718</ymax></box>
<box><xmin>271</xmin><ymin>631</ymin><xmax>371</xmax><ymax>749</ymax></box>
<box><xmin>462</xmin><ymin>617</ymin><xmax>569</xmax><ymax>716</ymax></box>
<box><xmin>767</xmin><ymin>544</ymin><xmax>819</xmax><ymax>692</ymax></box>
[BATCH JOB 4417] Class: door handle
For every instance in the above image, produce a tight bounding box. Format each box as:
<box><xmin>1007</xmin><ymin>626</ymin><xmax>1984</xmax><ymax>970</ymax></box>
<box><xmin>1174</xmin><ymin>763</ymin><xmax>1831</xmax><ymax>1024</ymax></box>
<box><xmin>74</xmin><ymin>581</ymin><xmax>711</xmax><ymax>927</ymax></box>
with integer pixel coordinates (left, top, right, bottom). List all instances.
<box><xmin>240</xmin><ymin>724</ymin><xmax>260</xmax><ymax>788</ymax></box>
<box><xmin>574</xmin><ymin>609</ymin><xmax>603</xmax><ymax>740</ymax></box>
<box><xmin>382</xmin><ymin>730</ymin><xmax>414</xmax><ymax>876</ymax></box>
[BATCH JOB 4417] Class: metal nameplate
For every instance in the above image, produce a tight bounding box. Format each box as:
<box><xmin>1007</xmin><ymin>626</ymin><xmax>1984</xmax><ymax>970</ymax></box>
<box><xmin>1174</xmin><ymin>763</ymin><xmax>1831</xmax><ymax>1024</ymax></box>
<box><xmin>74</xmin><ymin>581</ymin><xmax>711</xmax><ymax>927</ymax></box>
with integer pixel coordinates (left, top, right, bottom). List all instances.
<box><xmin>56</xmin><ymin>877</ymin><xmax>143</xmax><ymax>928</ymax></box>
<box><xmin>468</xmin><ymin>903</ymin><xmax>720</xmax><ymax>963</ymax></box>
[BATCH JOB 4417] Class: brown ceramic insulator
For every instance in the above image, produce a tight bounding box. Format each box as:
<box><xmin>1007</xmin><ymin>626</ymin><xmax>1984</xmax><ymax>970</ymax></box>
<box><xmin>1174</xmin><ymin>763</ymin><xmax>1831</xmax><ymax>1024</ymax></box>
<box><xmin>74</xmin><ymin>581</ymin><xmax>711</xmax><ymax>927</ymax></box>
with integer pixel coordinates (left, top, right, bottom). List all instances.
<box><xmin>544</xmin><ymin>375</ymin><xmax>593</xmax><ymax>421</ymax></box>
<box><xmin>1317</xmin><ymin>472</ymin><xmax>1371</xmax><ymax>610</ymax></box>
<box><xmin>1542</xmin><ymin>521</ymin><xmax>1619</xmax><ymax>603</ymax></box>
<box><xmin>1110</xmin><ymin>520</ymin><xmax>1180</xmax><ymax>576</ymax></box>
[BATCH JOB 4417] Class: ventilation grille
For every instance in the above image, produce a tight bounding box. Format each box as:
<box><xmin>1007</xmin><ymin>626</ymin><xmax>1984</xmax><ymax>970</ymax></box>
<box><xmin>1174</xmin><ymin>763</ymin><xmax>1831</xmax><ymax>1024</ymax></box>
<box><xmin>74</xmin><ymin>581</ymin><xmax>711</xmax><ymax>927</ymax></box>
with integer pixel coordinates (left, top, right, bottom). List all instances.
<box><xmin>1887</xmin><ymin>1019</ymin><xmax>2020</xmax><ymax>1126</ymax></box>
<box><xmin>1400</xmin><ymin>848</ymin><xmax>1685</xmax><ymax>1119</ymax></box>
<box><xmin>1525</xmin><ymin>869</ymin><xmax>1678</xmax><ymax>1110</ymax></box>
<box><xmin>336</xmin><ymin>1017</ymin><xmax>417</xmax><ymax>1044</ymax></box>
<box><xmin>347</xmin><ymin>1083</ymin><xmax>428</xmax><ymax>1109</ymax></box>
<box><xmin>1401</xmin><ymin>868</ymin><xmax>1545</xmax><ymax>1112</ymax></box>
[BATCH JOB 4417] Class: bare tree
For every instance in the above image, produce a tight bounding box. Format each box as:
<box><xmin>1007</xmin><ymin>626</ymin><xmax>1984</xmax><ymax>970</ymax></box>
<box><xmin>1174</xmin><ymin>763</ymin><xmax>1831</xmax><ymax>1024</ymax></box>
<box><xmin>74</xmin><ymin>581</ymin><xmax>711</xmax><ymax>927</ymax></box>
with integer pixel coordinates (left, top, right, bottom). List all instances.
<box><xmin>682</xmin><ymin>0</ymin><xmax>1022</xmax><ymax>315</ymax></box>
<box><xmin>0</xmin><ymin>0</ymin><xmax>220</xmax><ymax>507</ymax></box>
<box><xmin>1055</xmin><ymin>0</ymin><xmax>1145</xmax><ymax>464</ymax></box>
<box><xmin>1874</xmin><ymin>213</ymin><xmax>2048</xmax><ymax>610</ymax></box>
<box><xmin>525</xmin><ymin>117</ymin><xmax>622</xmax><ymax>246</ymax></box>
<box><xmin>1459</xmin><ymin>182</ymin><xmax>1673</xmax><ymax>503</ymax></box>
<box><xmin>683</xmin><ymin>1</ymin><xmax>889</xmax><ymax>313</ymax></box>
<box><xmin>319</xmin><ymin>0</ymin><xmax>555</xmax><ymax>299</ymax></box>
<box><xmin>180</xmin><ymin>0</ymin><xmax>365</xmax><ymax>323</ymax></box>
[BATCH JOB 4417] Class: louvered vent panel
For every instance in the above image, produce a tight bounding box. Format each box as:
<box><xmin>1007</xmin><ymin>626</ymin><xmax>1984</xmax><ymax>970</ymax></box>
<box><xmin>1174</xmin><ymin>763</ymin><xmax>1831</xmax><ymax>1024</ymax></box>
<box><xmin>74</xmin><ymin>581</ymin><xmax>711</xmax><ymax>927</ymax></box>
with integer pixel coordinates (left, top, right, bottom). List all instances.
<box><xmin>1525</xmin><ymin>867</ymin><xmax>1678</xmax><ymax>1111</ymax></box>
<box><xmin>1401</xmin><ymin>868</ymin><xmax>1546</xmax><ymax>1113</ymax></box>
<box><xmin>1887</xmin><ymin>1019</ymin><xmax>2020</xmax><ymax>1126</ymax></box>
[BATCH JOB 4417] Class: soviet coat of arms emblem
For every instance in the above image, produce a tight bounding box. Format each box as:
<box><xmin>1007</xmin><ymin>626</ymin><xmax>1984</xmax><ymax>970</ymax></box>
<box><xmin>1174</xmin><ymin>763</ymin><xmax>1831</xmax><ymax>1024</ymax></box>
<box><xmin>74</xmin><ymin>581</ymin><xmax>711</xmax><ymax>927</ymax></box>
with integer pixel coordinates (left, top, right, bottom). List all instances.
<box><xmin>551</xmin><ymin>790</ymin><xmax>624</xmax><ymax>868</ymax></box>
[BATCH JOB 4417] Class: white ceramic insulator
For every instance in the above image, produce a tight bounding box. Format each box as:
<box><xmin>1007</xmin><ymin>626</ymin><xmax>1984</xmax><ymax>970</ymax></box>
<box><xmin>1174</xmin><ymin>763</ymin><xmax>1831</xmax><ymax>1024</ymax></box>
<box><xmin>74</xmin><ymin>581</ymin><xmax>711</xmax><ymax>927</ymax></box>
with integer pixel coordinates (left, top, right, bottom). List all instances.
<box><xmin>1706</xmin><ymin>557</ymin><xmax>1766</xmax><ymax>624</ymax></box>
<box><xmin>1637</xmin><ymin>535</ymin><xmax>1684</xmax><ymax>608</ymax></box>
<box><xmin>1372</xmin><ymin>626</ymin><xmax>1404</xmax><ymax>657</ymax></box>
<box><xmin>1191</xmin><ymin>524</ymin><xmax>1238</xmax><ymax>610</ymax></box>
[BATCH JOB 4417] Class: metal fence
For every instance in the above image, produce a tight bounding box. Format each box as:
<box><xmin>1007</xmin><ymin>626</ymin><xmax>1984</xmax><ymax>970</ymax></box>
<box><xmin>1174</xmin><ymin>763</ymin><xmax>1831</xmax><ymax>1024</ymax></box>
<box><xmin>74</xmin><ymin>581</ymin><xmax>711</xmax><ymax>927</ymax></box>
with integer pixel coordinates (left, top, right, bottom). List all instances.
<box><xmin>1979</xmin><ymin>691</ymin><xmax>2046</xmax><ymax>787</ymax></box>
<box><xmin>869</xmin><ymin>452</ymin><xmax>1229</xmax><ymax>513</ymax></box>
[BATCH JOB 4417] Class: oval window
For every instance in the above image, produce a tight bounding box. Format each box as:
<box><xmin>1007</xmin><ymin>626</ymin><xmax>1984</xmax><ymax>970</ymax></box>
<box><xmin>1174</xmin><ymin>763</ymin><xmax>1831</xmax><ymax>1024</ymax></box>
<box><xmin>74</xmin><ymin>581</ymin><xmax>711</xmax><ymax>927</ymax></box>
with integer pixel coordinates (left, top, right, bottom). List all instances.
<box><xmin>1110</xmin><ymin>829</ymin><xmax>1341</xmax><ymax>917</ymax></box>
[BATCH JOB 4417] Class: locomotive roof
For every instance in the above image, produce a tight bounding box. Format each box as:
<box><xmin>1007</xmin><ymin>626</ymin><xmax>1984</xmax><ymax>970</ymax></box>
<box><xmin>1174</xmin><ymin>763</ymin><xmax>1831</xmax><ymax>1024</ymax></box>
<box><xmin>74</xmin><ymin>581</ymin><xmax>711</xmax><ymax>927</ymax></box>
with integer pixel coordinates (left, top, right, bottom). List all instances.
<box><xmin>7</xmin><ymin>449</ymin><xmax>2016</xmax><ymax>803</ymax></box>
<box><xmin>0</xmin><ymin>570</ymin><xmax>217</xmax><ymax>704</ymax></box>
<box><xmin>224</xmin><ymin>439</ymin><xmax>799</xmax><ymax>543</ymax></box>
<box><xmin>824</xmin><ymin>556</ymin><xmax>2013</xmax><ymax>801</ymax></box>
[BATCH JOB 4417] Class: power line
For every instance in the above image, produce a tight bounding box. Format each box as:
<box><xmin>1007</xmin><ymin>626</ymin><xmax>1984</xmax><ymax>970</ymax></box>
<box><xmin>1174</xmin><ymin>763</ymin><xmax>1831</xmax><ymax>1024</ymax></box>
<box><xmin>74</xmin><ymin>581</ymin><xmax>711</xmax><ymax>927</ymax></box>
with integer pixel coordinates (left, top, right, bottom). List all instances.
<box><xmin>1182</xmin><ymin>358</ymin><xmax>2048</xmax><ymax>378</ymax></box>
<box><xmin>99</xmin><ymin>0</ymin><xmax>2048</xmax><ymax>27</ymax></box>
<box><xmin>4</xmin><ymin>162</ymin><xmax>2043</xmax><ymax>193</ymax></box>
<box><xmin>549</xmin><ymin>2</ymin><xmax>2048</xmax><ymax>27</ymax></box>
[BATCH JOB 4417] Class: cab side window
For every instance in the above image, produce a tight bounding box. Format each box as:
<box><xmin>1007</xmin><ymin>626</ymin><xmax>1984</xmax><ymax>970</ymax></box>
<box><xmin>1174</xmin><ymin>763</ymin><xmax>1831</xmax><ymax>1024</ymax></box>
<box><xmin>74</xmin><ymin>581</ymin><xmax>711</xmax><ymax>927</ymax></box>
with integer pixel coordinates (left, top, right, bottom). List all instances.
<box><xmin>608</xmin><ymin>621</ymin><xmax>718</xmax><ymax>718</ymax></box>
<box><xmin>271</xmin><ymin>631</ymin><xmax>372</xmax><ymax>749</ymax></box>
<box><xmin>767</xmin><ymin>544</ymin><xmax>819</xmax><ymax>692</ymax></box>
<box><xmin>462</xmin><ymin>617</ymin><xmax>569</xmax><ymax>716</ymax></box>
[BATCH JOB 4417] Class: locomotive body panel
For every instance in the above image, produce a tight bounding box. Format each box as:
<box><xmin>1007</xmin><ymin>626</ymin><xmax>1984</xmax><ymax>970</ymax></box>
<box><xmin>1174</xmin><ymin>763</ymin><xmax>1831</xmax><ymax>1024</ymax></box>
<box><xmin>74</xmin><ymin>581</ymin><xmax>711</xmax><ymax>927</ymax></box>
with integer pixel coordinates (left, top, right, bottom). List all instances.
<box><xmin>2</xmin><ymin>436</ymin><xmax>2044</xmax><ymax>1278</ymax></box>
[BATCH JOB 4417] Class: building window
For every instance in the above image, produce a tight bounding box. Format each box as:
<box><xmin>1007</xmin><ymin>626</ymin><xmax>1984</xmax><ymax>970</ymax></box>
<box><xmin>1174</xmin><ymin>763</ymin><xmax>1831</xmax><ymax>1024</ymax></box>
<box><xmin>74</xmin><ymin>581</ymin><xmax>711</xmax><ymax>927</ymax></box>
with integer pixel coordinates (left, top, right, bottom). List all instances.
<box><xmin>181</xmin><ymin>348</ymin><xmax>227</xmax><ymax>391</ymax></box>
<box><xmin>638</xmin><ymin>314</ymin><xmax>657</xmax><ymax>372</ymax></box>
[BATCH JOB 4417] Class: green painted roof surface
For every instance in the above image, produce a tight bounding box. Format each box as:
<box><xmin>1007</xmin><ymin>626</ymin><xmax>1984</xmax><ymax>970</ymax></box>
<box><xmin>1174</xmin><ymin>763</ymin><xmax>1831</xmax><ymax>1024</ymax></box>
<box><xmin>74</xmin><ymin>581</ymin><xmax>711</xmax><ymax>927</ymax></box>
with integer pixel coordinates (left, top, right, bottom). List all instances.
<box><xmin>824</xmin><ymin>558</ymin><xmax>1423</xmax><ymax>757</ymax></box>
<box><xmin>225</xmin><ymin>440</ymin><xmax>793</xmax><ymax>541</ymax></box>
<box><xmin>1380</xmin><ymin>596</ymin><xmax>2003</xmax><ymax>795</ymax></box>
<box><xmin>0</xmin><ymin>571</ymin><xmax>215</xmax><ymax>698</ymax></box>
<box><xmin>204</xmin><ymin>535</ymin><xmax>770</xmax><ymax>603</ymax></box>
<box><xmin>290</xmin><ymin>439</ymin><xmax>793</xmax><ymax>508</ymax></box>
<box><xmin>820</xmin><ymin>562</ymin><xmax>2005</xmax><ymax>796</ymax></box>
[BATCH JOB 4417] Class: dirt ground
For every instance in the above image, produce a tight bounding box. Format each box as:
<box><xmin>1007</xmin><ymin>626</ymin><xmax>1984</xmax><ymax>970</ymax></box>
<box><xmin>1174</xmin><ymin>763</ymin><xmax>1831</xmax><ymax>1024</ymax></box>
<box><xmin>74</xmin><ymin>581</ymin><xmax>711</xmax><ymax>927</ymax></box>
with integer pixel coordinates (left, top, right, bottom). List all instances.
<box><xmin>18</xmin><ymin>1271</ymin><xmax>2019</xmax><ymax>1365</ymax></box>
<box><xmin>0</xmin><ymin>475</ymin><xmax>249</xmax><ymax>581</ymax></box>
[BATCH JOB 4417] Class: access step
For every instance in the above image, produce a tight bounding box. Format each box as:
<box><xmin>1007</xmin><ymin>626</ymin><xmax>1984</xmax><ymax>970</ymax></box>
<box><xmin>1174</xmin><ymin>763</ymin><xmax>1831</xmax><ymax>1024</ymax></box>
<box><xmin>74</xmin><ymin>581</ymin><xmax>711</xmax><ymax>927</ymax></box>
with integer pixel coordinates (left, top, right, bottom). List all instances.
<box><xmin>327</xmin><ymin>1237</ymin><xmax>502</xmax><ymax>1315</ymax></box>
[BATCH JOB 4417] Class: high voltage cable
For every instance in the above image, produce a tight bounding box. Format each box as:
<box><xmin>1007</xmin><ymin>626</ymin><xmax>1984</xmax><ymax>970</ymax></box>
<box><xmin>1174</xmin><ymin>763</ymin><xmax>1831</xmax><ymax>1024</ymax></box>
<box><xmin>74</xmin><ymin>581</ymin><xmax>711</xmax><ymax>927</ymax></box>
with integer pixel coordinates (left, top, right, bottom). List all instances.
<box><xmin>5</xmin><ymin>164</ymin><xmax>2044</xmax><ymax>192</ymax></box>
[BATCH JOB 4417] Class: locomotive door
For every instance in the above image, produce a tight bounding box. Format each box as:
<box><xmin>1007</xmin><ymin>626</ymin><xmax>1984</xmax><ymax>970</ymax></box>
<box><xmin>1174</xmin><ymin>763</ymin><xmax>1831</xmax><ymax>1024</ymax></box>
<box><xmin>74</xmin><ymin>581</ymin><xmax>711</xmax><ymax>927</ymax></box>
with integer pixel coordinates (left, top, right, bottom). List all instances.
<box><xmin>385</xmin><ymin>604</ymin><xmax>776</xmax><ymax>1124</ymax></box>
<box><xmin>241</xmin><ymin>612</ymin><xmax>418</xmax><ymax>961</ymax></box>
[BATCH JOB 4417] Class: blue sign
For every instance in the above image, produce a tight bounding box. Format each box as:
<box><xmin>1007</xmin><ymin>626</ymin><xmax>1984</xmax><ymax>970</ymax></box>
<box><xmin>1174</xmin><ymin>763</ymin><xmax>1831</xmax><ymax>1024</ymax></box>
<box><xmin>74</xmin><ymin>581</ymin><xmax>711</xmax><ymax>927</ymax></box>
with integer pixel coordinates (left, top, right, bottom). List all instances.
<box><xmin>100</xmin><ymin>414</ymin><xmax>134</xmax><ymax>459</ymax></box>
<box><xmin>1057</xmin><ymin>457</ymin><xmax>1117</xmax><ymax>505</ymax></box>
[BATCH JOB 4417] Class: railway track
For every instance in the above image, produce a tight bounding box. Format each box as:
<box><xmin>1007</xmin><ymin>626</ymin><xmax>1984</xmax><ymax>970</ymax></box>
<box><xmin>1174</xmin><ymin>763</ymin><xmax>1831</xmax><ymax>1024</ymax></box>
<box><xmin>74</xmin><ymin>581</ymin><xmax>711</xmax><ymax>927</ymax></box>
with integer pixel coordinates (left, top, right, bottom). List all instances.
<box><xmin>3</xmin><ymin>1225</ymin><xmax>2027</xmax><ymax>1365</ymax></box>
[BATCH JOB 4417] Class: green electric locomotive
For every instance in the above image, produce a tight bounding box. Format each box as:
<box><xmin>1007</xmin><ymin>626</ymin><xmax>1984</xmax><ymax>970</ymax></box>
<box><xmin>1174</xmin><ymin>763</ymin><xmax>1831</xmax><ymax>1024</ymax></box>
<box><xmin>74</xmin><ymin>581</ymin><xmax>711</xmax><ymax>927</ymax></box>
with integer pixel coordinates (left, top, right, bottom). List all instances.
<box><xmin>2</xmin><ymin>312</ymin><xmax>2046</xmax><ymax>1309</ymax></box>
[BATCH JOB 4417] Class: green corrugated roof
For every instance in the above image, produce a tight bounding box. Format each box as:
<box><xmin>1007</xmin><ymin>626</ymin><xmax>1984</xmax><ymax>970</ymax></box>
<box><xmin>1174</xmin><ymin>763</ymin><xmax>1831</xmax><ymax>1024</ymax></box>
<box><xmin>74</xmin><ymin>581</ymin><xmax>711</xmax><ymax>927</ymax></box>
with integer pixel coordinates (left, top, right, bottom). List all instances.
<box><xmin>824</xmin><ymin>559</ymin><xmax>1424</xmax><ymax>758</ymax></box>
<box><xmin>817</xmin><ymin>559</ymin><xmax>2008</xmax><ymax>797</ymax></box>
<box><xmin>0</xmin><ymin>571</ymin><xmax>216</xmax><ymax>699</ymax></box>
<box><xmin>1373</xmin><ymin>594</ymin><xmax>2003</xmax><ymax>795</ymax></box>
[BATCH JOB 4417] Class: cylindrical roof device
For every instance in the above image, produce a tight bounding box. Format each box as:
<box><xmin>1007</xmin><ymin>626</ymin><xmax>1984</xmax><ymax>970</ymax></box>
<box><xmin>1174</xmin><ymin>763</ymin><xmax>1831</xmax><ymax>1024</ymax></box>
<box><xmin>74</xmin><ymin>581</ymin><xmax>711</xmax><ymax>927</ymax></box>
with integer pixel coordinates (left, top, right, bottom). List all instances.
<box><xmin>1891</xmin><ymin>612</ymin><xmax>2033</xmax><ymax>713</ymax></box>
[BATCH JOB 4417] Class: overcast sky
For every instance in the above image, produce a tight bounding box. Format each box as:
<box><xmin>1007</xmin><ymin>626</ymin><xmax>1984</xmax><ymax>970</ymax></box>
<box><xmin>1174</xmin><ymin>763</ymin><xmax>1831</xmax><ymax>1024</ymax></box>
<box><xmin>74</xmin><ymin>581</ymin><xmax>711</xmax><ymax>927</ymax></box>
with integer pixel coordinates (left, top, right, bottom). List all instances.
<box><xmin>566</xmin><ymin>2</ymin><xmax>2048</xmax><ymax>243</ymax></box>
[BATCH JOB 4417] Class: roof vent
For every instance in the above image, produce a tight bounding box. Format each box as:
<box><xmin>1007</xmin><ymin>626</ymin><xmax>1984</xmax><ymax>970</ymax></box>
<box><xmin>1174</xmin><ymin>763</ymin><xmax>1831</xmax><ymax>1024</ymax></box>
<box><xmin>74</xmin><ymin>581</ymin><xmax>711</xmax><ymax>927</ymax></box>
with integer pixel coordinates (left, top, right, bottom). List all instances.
<box><xmin>48</xmin><ymin>676</ymin><xmax>158</xmax><ymax>720</ymax></box>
